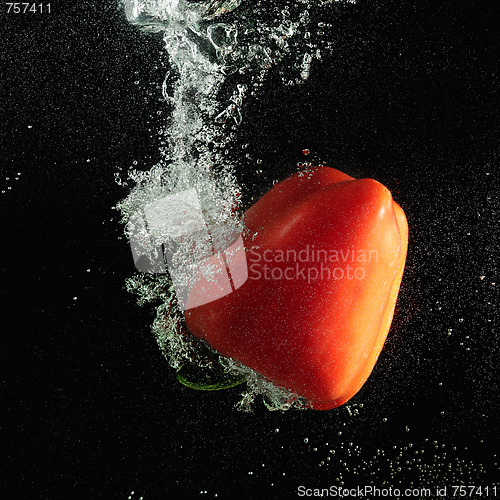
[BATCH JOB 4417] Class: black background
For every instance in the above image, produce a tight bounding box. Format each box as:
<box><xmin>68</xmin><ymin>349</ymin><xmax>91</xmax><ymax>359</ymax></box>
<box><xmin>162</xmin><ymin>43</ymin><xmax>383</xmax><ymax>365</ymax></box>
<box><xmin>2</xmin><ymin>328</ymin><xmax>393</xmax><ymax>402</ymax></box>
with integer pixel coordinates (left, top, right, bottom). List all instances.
<box><xmin>2</xmin><ymin>0</ymin><xmax>500</xmax><ymax>498</ymax></box>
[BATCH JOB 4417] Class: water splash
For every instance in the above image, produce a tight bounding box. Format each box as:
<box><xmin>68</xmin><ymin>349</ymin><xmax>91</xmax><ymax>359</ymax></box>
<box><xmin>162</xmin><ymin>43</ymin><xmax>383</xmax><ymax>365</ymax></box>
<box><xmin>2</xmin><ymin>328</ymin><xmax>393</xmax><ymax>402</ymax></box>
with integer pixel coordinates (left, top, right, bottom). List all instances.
<box><xmin>117</xmin><ymin>0</ymin><xmax>355</xmax><ymax>411</ymax></box>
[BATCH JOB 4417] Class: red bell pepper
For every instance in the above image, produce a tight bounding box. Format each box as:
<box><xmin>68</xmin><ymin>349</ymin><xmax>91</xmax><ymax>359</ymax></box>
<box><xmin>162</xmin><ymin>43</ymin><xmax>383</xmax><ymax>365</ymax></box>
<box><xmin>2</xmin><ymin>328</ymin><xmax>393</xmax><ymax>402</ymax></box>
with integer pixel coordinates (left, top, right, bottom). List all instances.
<box><xmin>185</xmin><ymin>166</ymin><xmax>408</xmax><ymax>410</ymax></box>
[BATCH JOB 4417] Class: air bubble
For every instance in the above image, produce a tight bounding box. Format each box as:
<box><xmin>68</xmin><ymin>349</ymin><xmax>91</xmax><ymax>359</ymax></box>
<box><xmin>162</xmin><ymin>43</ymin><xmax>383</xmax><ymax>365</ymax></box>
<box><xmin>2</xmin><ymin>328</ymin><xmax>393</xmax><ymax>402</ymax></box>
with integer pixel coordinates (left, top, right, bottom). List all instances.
<box><xmin>118</xmin><ymin>0</ymin><xmax>362</xmax><ymax>414</ymax></box>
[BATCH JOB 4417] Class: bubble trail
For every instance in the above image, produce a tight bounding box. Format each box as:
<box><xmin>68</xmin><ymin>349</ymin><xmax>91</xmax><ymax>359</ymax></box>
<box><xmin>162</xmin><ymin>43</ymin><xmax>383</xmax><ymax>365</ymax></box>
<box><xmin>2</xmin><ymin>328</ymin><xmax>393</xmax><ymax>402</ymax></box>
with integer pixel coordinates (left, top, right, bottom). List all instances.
<box><xmin>117</xmin><ymin>0</ymin><xmax>355</xmax><ymax>411</ymax></box>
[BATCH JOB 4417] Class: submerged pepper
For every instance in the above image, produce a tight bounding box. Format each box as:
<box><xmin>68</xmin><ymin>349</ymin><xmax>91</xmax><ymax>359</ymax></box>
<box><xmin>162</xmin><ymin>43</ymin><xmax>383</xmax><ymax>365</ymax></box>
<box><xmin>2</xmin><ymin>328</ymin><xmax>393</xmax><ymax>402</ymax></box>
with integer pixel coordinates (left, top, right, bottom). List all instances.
<box><xmin>185</xmin><ymin>166</ymin><xmax>408</xmax><ymax>409</ymax></box>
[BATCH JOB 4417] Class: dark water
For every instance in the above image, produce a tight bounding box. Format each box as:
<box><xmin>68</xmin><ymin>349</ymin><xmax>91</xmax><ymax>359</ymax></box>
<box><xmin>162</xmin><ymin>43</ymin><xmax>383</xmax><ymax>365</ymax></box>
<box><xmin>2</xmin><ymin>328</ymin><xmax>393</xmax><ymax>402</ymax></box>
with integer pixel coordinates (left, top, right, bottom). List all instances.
<box><xmin>3</xmin><ymin>0</ymin><xmax>499</xmax><ymax>498</ymax></box>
